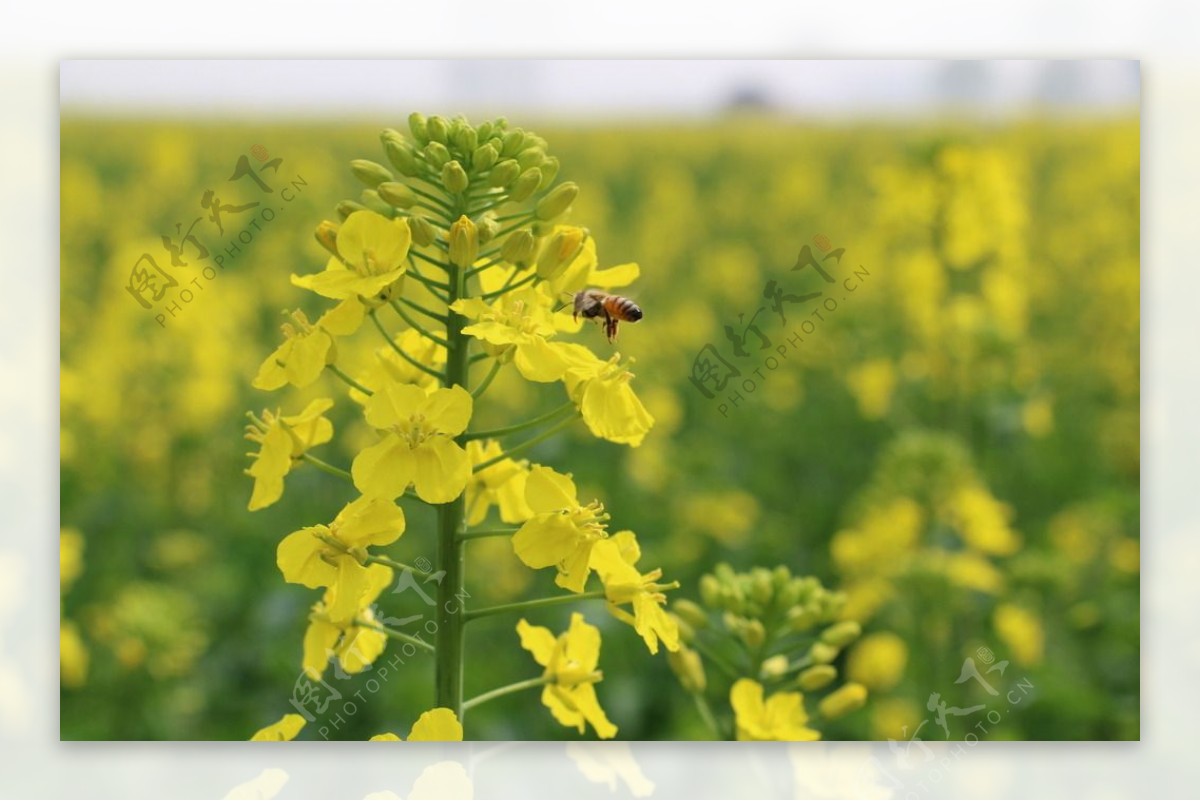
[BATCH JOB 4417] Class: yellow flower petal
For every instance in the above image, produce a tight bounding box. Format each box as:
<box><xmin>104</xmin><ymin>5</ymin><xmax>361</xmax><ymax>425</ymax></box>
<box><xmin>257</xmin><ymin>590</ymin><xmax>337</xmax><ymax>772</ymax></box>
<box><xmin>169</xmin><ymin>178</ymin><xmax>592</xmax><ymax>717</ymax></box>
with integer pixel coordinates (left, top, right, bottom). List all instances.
<box><xmin>277</xmin><ymin>528</ymin><xmax>338</xmax><ymax>589</ymax></box>
<box><xmin>302</xmin><ymin>616</ymin><xmax>340</xmax><ymax>680</ymax></box>
<box><xmin>251</xmin><ymin>713</ymin><xmax>306</xmax><ymax>741</ymax></box>
<box><xmin>516</xmin><ymin>618</ymin><xmax>557</xmax><ymax>667</ymax></box>
<box><xmin>411</xmin><ymin>439</ymin><xmax>472</xmax><ymax>504</ymax></box>
<box><xmin>417</xmin><ymin>385</ymin><xmax>473</xmax><ymax>436</ymax></box>
<box><xmin>524</xmin><ymin>466</ymin><xmax>578</xmax><ymax>513</ymax></box>
<box><xmin>352</xmin><ymin>434</ymin><xmax>417</xmax><ymax>500</ymax></box>
<box><xmin>407</xmin><ymin>708</ymin><xmax>464</xmax><ymax>741</ymax></box>
<box><xmin>514</xmin><ymin>337</ymin><xmax>569</xmax><ymax>382</ymax></box>
<box><xmin>369</xmin><ymin>732</ymin><xmax>401</xmax><ymax>741</ymax></box>
<box><xmin>336</xmin><ymin>210</ymin><xmax>411</xmax><ymax>275</ymax></box>
<box><xmin>247</xmin><ymin>424</ymin><xmax>292</xmax><ymax>511</ymax></box>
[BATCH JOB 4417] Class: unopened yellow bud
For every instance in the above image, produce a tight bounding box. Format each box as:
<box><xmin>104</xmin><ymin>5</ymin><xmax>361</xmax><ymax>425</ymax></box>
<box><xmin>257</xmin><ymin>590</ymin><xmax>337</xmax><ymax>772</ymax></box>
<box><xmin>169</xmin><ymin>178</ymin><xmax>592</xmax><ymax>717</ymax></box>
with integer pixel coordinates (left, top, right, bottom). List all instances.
<box><xmin>408</xmin><ymin>112</ymin><xmax>429</xmax><ymax>144</ymax></box>
<box><xmin>786</xmin><ymin>606</ymin><xmax>819</xmax><ymax>633</ymax></box>
<box><xmin>442</xmin><ymin>160</ymin><xmax>469</xmax><ymax>194</ymax></box>
<box><xmin>407</xmin><ymin>215</ymin><xmax>437</xmax><ymax>247</ymax></box>
<box><xmin>538</xmin><ymin>156</ymin><xmax>560</xmax><ymax>189</ymax></box>
<box><xmin>667</xmin><ymin>645</ymin><xmax>707</xmax><ymax>694</ymax></box>
<box><xmin>360</xmin><ymin>189</ymin><xmax>397</xmax><ymax>218</ymax></box>
<box><xmin>376</xmin><ymin>181</ymin><xmax>417</xmax><ymax>209</ymax></box>
<box><xmin>535</xmin><ymin>182</ymin><xmax>579</xmax><ymax>221</ymax></box>
<box><xmin>381</xmin><ymin>133</ymin><xmax>419</xmax><ymax>177</ymax></box>
<box><xmin>489</xmin><ymin>159</ymin><xmax>521</xmax><ymax>188</ymax></box>
<box><xmin>473</xmin><ymin>143</ymin><xmax>499</xmax><ymax>171</ymax></box>
<box><xmin>501</xmin><ymin>129</ymin><xmax>526</xmax><ymax>156</ymax></box>
<box><xmin>477</xmin><ymin>214</ymin><xmax>500</xmax><ymax>245</ymax></box>
<box><xmin>536</xmin><ymin>227</ymin><xmax>586</xmax><ymax>280</ymax></box>
<box><xmin>699</xmin><ymin>575</ymin><xmax>722</xmax><ymax>608</ymax></box>
<box><xmin>336</xmin><ymin>200</ymin><xmax>367</xmax><ymax>221</ymax></box>
<box><xmin>809</xmin><ymin>642</ymin><xmax>840</xmax><ymax>664</ymax></box>
<box><xmin>477</xmin><ymin>121</ymin><xmax>494</xmax><ymax>141</ymax></box>
<box><xmin>425</xmin><ymin>142</ymin><xmax>451</xmax><ymax>170</ymax></box>
<box><xmin>350</xmin><ymin>159</ymin><xmax>393</xmax><ymax>188</ymax></box>
<box><xmin>740</xmin><ymin>619</ymin><xmax>766</xmax><ymax>650</ymax></box>
<box><xmin>798</xmin><ymin>665</ymin><xmax>837</xmax><ymax>691</ymax></box>
<box><xmin>448</xmin><ymin>216</ymin><xmax>479</xmax><ymax>270</ymax></box>
<box><xmin>517</xmin><ymin>146</ymin><xmax>545</xmax><ymax>171</ymax></box>
<box><xmin>314</xmin><ymin>220</ymin><xmax>339</xmax><ymax>256</ymax></box>
<box><xmin>426</xmin><ymin>115</ymin><xmax>449</xmax><ymax>144</ymax></box>
<box><xmin>500</xmin><ymin>229</ymin><xmax>538</xmax><ymax>268</ymax></box>
<box><xmin>671</xmin><ymin>599</ymin><xmax>709</xmax><ymax>630</ymax></box>
<box><xmin>760</xmin><ymin>654</ymin><xmax>790</xmax><ymax>681</ymax></box>
<box><xmin>820</xmin><ymin>621</ymin><xmax>862</xmax><ymax>648</ymax></box>
<box><xmin>817</xmin><ymin>682</ymin><xmax>868</xmax><ymax>720</ymax></box>
<box><xmin>453</xmin><ymin>125</ymin><xmax>478</xmax><ymax>155</ymax></box>
<box><xmin>508</xmin><ymin>168</ymin><xmax>542</xmax><ymax>202</ymax></box>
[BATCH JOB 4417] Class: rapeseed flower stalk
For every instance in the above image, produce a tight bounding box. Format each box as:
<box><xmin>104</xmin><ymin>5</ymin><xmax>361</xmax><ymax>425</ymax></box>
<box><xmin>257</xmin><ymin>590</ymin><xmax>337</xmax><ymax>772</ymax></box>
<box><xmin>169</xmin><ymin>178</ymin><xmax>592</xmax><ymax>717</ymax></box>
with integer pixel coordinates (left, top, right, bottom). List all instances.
<box><xmin>245</xmin><ymin>114</ymin><xmax>666</xmax><ymax>739</ymax></box>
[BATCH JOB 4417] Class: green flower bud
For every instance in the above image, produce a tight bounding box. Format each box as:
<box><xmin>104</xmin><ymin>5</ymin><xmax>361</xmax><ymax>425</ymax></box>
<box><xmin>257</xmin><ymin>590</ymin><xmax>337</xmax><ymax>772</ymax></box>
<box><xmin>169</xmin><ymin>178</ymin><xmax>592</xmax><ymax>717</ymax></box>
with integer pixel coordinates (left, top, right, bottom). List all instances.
<box><xmin>408</xmin><ymin>112</ymin><xmax>429</xmax><ymax>144</ymax></box>
<box><xmin>820</xmin><ymin>621</ymin><xmax>862</xmax><ymax>648</ymax></box>
<box><xmin>536</xmin><ymin>227</ymin><xmax>586</xmax><ymax>281</ymax></box>
<box><xmin>508</xmin><ymin>168</ymin><xmax>542</xmax><ymax>203</ymax></box>
<box><xmin>350</xmin><ymin>159</ymin><xmax>393</xmax><ymax>188</ymax></box>
<box><xmin>750</xmin><ymin>568</ymin><xmax>775</xmax><ymax>607</ymax></box>
<box><xmin>407</xmin><ymin>215</ymin><xmax>437</xmax><ymax>247</ymax></box>
<box><xmin>489</xmin><ymin>158</ymin><xmax>521</xmax><ymax>188</ymax></box>
<box><xmin>477</xmin><ymin>121</ymin><xmax>494</xmax><ymax>142</ymax></box>
<box><xmin>382</xmin><ymin>134</ymin><xmax>420</xmax><ymax>177</ymax></box>
<box><xmin>817</xmin><ymin>683</ymin><xmax>868</xmax><ymax>720</ymax></box>
<box><xmin>426</xmin><ymin>115</ymin><xmax>449</xmax><ymax>144</ymax></box>
<box><xmin>453</xmin><ymin>125</ymin><xmax>478</xmax><ymax>155</ymax></box>
<box><xmin>517</xmin><ymin>146</ymin><xmax>545</xmax><ymax>171</ymax></box>
<box><xmin>798</xmin><ymin>665</ymin><xmax>837</xmax><ymax>691</ymax></box>
<box><xmin>786</xmin><ymin>605</ymin><xmax>819</xmax><ymax>633</ymax></box>
<box><xmin>524</xmin><ymin>133</ymin><xmax>548</xmax><ymax>151</ymax></box>
<box><xmin>335</xmin><ymin>200</ymin><xmax>367</xmax><ymax>221</ymax></box>
<box><xmin>666</xmin><ymin>645</ymin><xmax>706</xmax><ymax>694</ymax></box>
<box><xmin>537</xmin><ymin>157</ymin><xmax>560</xmax><ymax>190</ymax></box>
<box><xmin>477</xmin><ymin>214</ymin><xmax>500</xmax><ymax>245</ymax></box>
<box><xmin>473</xmin><ymin>143</ymin><xmax>499</xmax><ymax>172</ymax></box>
<box><xmin>699</xmin><ymin>574</ymin><xmax>722</xmax><ymax>608</ymax></box>
<box><xmin>809</xmin><ymin>642</ymin><xmax>840</xmax><ymax>664</ymax></box>
<box><xmin>535</xmin><ymin>182</ymin><xmax>579</xmax><ymax>221</ymax></box>
<box><xmin>740</xmin><ymin>619</ymin><xmax>766</xmax><ymax>650</ymax></box>
<box><xmin>671</xmin><ymin>599</ymin><xmax>709</xmax><ymax>630</ymax></box>
<box><xmin>674</xmin><ymin>615</ymin><xmax>695</xmax><ymax>644</ymax></box>
<box><xmin>448</xmin><ymin>215</ymin><xmax>479</xmax><ymax>270</ymax></box>
<box><xmin>376</xmin><ymin>181</ymin><xmax>417</xmax><ymax>209</ymax></box>
<box><xmin>442</xmin><ymin>160</ymin><xmax>469</xmax><ymax>194</ymax></box>
<box><xmin>773</xmin><ymin>565</ymin><xmax>793</xmax><ymax>590</ymax></box>
<box><xmin>425</xmin><ymin>142</ymin><xmax>451</xmax><ymax>170</ymax></box>
<box><xmin>500</xmin><ymin>229</ymin><xmax>538</xmax><ymax>268</ymax></box>
<box><xmin>360</xmin><ymin>189</ymin><xmax>397</xmax><ymax>218</ymax></box>
<box><xmin>314</xmin><ymin>220</ymin><xmax>339</xmax><ymax>255</ymax></box>
<box><xmin>501</xmin><ymin>128</ymin><xmax>526</xmax><ymax>156</ymax></box>
<box><xmin>760</xmin><ymin>654</ymin><xmax>790</xmax><ymax>681</ymax></box>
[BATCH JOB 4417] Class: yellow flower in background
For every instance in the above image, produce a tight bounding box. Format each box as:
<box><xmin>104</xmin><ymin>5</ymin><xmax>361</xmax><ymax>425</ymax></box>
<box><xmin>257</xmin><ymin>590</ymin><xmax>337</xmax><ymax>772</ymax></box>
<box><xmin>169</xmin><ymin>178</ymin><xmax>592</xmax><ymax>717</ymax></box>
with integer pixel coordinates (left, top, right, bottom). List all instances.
<box><xmin>512</xmin><ymin>466</ymin><xmax>609</xmax><ymax>592</ymax></box>
<box><xmin>465</xmin><ymin>440</ymin><xmax>534</xmax><ymax>526</ymax></box>
<box><xmin>352</xmin><ymin>381</ymin><xmax>473</xmax><ymax>504</ymax></box>
<box><xmin>994</xmin><ymin>603</ymin><xmax>1045</xmax><ymax>666</ymax></box>
<box><xmin>947</xmin><ymin>485</ymin><xmax>1021</xmax><ymax>556</ymax></box>
<box><xmin>589</xmin><ymin>532</ymin><xmax>679</xmax><ymax>654</ymax></box>
<box><xmin>253</xmin><ymin>302</ymin><xmax>364</xmax><ymax>391</ymax></box>
<box><xmin>371</xmin><ymin>708</ymin><xmax>464</xmax><ymax>742</ymax></box>
<box><xmin>245</xmin><ymin>398</ymin><xmax>335</xmax><ymax>511</ymax></box>
<box><xmin>60</xmin><ymin>621</ymin><xmax>90</xmax><ymax>688</ymax></box>
<box><xmin>558</xmin><ymin>345</ymin><xmax>655</xmax><ymax>447</ymax></box>
<box><xmin>292</xmin><ymin>210</ymin><xmax>410</xmax><ymax>301</ymax></box>
<box><xmin>517</xmin><ymin>613</ymin><xmax>617</xmax><ymax>739</ymax></box>
<box><xmin>730</xmin><ymin>678</ymin><xmax>820</xmax><ymax>741</ymax></box>
<box><xmin>1021</xmin><ymin>396</ymin><xmax>1055</xmax><ymax>438</ymax></box>
<box><xmin>1110</xmin><ymin>537</ymin><xmax>1140</xmax><ymax>574</ymax></box>
<box><xmin>846</xmin><ymin>359</ymin><xmax>897</xmax><ymax>420</ymax></box>
<box><xmin>846</xmin><ymin>632</ymin><xmax>908</xmax><ymax>692</ymax></box>
<box><xmin>61</xmin><ymin>527</ymin><xmax>85</xmax><ymax>589</ymax></box>
<box><xmin>277</xmin><ymin>495</ymin><xmax>406</xmax><ymax>624</ymax></box>
<box><xmin>251</xmin><ymin>713</ymin><xmax>306</xmax><ymax>742</ymax></box>
<box><xmin>451</xmin><ymin>288</ymin><xmax>568</xmax><ymax>382</ymax></box>
<box><xmin>870</xmin><ymin>698</ymin><xmax>923</xmax><ymax>740</ymax></box>
<box><xmin>934</xmin><ymin>551</ymin><xmax>1006</xmax><ymax>595</ymax></box>
<box><xmin>830</xmin><ymin>497</ymin><xmax>923</xmax><ymax>576</ymax></box>
<box><xmin>302</xmin><ymin>563</ymin><xmax>394</xmax><ymax>679</ymax></box>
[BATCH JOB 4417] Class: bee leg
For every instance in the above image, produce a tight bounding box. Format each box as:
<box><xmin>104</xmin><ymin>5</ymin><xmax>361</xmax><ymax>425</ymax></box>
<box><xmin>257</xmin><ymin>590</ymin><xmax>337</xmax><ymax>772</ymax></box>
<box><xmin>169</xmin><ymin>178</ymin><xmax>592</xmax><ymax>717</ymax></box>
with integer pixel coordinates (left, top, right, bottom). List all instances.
<box><xmin>606</xmin><ymin>315</ymin><xmax>619</xmax><ymax>342</ymax></box>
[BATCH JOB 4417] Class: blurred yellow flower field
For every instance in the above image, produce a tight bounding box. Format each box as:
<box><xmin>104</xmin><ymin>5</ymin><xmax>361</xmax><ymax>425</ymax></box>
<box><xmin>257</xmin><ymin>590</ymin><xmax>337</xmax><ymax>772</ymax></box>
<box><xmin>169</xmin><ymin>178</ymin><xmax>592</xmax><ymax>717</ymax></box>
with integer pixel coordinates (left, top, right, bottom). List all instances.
<box><xmin>60</xmin><ymin>112</ymin><xmax>1138</xmax><ymax>740</ymax></box>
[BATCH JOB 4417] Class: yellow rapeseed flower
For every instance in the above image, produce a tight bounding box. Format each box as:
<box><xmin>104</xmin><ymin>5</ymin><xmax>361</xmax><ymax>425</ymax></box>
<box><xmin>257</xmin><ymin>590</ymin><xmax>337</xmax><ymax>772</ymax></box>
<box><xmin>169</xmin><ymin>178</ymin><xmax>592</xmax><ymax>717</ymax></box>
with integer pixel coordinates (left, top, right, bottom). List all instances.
<box><xmin>517</xmin><ymin>613</ymin><xmax>617</xmax><ymax>739</ymax></box>
<box><xmin>730</xmin><ymin>678</ymin><xmax>820</xmax><ymax>741</ymax></box>
<box><xmin>253</xmin><ymin>302</ymin><xmax>364</xmax><ymax>391</ymax></box>
<box><xmin>994</xmin><ymin>603</ymin><xmax>1045</xmax><ymax>666</ymax></box>
<box><xmin>251</xmin><ymin>713</ymin><xmax>306</xmax><ymax>741</ymax></box>
<box><xmin>846</xmin><ymin>632</ymin><xmax>908</xmax><ymax>691</ymax></box>
<box><xmin>291</xmin><ymin>210</ymin><xmax>409</xmax><ymax>301</ymax></box>
<box><xmin>557</xmin><ymin>344</ymin><xmax>654</xmax><ymax>447</ymax></box>
<box><xmin>589</xmin><ymin>532</ymin><xmax>680</xmax><ymax>654</ymax></box>
<box><xmin>450</xmin><ymin>289</ymin><xmax>569</xmax><ymax>382</ymax></box>
<box><xmin>245</xmin><ymin>398</ymin><xmax>335</xmax><ymax>511</ymax></box>
<box><xmin>301</xmin><ymin>563</ymin><xmax>394</xmax><ymax>679</ymax></box>
<box><xmin>351</xmin><ymin>381</ymin><xmax>473</xmax><ymax>504</ymax></box>
<box><xmin>512</xmin><ymin>466</ymin><xmax>609</xmax><ymax>592</ymax></box>
<box><xmin>465</xmin><ymin>440</ymin><xmax>534</xmax><ymax>526</ymax></box>
<box><xmin>370</xmin><ymin>708</ymin><xmax>464</xmax><ymax>741</ymax></box>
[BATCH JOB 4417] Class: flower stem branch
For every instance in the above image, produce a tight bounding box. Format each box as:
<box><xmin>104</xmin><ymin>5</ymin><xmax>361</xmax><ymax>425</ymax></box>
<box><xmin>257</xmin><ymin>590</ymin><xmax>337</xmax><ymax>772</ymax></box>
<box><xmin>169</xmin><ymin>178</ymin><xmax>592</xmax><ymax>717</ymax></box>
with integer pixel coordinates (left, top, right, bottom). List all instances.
<box><xmin>301</xmin><ymin>452</ymin><xmax>353</xmax><ymax>481</ymax></box>
<box><xmin>356</xmin><ymin>619</ymin><xmax>436</xmax><ymax>653</ymax></box>
<box><xmin>462</xmin><ymin>675</ymin><xmax>554</xmax><ymax>712</ymax></box>
<box><xmin>391</xmin><ymin>299</ymin><xmax>451</xmax><ymax>348</ymax></box>
<box><xmin>471</xmin><ymin>412</ymin><xmax>580</xmax><ymax>472</ymax></box>
<box><xmin>464</xmin><ymin>590</ymin><xmax>607</xmax><ymax>623</ymax></box>
<box><xmin>326</xmin><ymin>364</ymin><xmax>373</xmax><ymax>396</ymax></box>
<box><xmin>457</xmin><ymin>527</ymin><xmax>519</xmax><ymax>542</ymax></box>
<box><xmin>471</xmin><ymin>359</ymin><xmax>503</xmax><ymax>399</ymax></box>
<box><xmin>392</xmin><ymin>297</ymin><xmax>447</xmax><ymax>325</ymax></box>
<box><xmin>369</xmin><ymin>310</ymin><xmax>445</xmax><ymax>382</ymax></box>
<box><xmin>463</xmin><ymin>400</ymin><xmax>576</xmax><ymax>442</ymax></box>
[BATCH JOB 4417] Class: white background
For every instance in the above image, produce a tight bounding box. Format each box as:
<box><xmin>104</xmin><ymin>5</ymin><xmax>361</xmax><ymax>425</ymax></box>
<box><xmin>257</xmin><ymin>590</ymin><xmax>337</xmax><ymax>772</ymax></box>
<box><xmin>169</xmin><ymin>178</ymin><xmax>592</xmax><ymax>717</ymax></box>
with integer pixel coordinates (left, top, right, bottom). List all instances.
<box><xmin>4</xmin><ymin>1</ymin><xmax>1195</xmax><ymax>797</ymax></box>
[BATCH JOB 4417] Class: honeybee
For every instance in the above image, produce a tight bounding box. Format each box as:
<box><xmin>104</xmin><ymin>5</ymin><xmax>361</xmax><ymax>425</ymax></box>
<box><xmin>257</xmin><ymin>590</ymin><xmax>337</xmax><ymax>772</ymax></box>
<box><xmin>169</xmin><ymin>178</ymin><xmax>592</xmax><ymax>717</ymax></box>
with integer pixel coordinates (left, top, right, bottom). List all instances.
<box><xmin>572</xmin><ymin>289</ymin><xmax>643</xmax><ymax>342</ymax></box>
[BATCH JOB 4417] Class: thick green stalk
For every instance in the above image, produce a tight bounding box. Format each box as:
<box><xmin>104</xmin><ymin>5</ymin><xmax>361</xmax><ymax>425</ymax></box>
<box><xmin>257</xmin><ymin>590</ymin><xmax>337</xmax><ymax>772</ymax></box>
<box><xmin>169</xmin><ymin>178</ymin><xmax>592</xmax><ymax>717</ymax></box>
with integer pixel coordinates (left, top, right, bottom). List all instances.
<box><xmin>435</xmin><ymin>198</ymin><xmax>471</xmax><ymax>720</ymax></box>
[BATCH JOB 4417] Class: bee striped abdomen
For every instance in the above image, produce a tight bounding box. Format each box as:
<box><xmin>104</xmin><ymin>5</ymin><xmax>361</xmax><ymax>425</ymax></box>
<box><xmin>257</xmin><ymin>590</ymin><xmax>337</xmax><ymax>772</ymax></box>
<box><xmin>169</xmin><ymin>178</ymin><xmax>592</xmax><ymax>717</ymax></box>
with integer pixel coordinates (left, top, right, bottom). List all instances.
<box><xmin>602</xmin><ymin>295</ymin><xmax>643</xmax><ymax>322</ymax></box>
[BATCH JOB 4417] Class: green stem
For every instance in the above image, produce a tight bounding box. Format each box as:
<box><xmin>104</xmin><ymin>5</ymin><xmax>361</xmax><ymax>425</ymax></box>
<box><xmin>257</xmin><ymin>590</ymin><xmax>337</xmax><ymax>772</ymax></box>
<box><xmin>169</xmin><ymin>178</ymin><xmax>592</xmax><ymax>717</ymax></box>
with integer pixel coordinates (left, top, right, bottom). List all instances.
<box><xmin>365</xmin><ymin>553</ymin><xmax>432</xmax><ymax>580</ymax></box>
<box><xmin>463</xmin><ymin>400</ymin><xmax>576</xmax><ymax>442</ymax></box>
<box><xmin>300</xmin><ymin>452</ymin><xmax>352</xmax><ymax>481</ymax></box>
<box><xmin>368</xmin><ymin>310</ymin><xmax>445</xmax><ymax>383</ymax></box>
<box><xmin>481</xmin><ymin>271</ymin><xmax>536</xmax><ymax>300</ymax></box>
<box><xmin>688</xmin><ymin>636</ymin><xmax>743</xmax><ymax>682</ymax></box>
<box><xmin>465</xmin><ymin>257</ymin><xmax>503</xmax><ymax>279</ymax></box>
<box><xmin>356</xmin><ymin>619</ymin><xmax>436</xmax><ymax>654</ymax></box>
<box><xmin>471</xmin><ymin>413</ymin><xmax>580</xmax><ymax>472</ymax></box>
<box><xmin>393</xmin><ymin>296</ymin><xmax>448</xmax><ymax>325</ymax></box>
<box><xmin>406</xmin><ymin>258</ymin><xmax>452</xmax><ymax>294</ymax></box>
<box><xmin>462</xmin><ymin>675</ymin><xmax>553</xmax><ymax>712</ymax></box>
<box><xmin>434</xmin><ymin>192</ymin><xmax>472</xmax><ymax>721</ymax></box>
<box><xmin>392</xmin><ymin>299</ymin><xmax>451</xmax><ymax>348</ymax></box>
<box><xmin>410</xmin><ymin>186</ymin><xmax>456</xmax><ymax>215</ymax></box>
<box><xmin>692</xmin><ymin>693</ymin><xmax>724</xmax><ymax>739</ymax></box>
<box><xmin>411</xmin><ymin>249</ymin><xmax>454</xmax><ymax>274</ymax></box>
<box><xmin>470</xmin><ymin>359</ymin><xmax>503</xmax><ymax>399</ymax></box>
<box><xmin>457</xmin><ymin>527</ymin><xmax>519</xmax><ymax>541</ymax></box>
<box><xmin>464</xmin><ymin>590</ymin><xmax>606</xmax><ymax>622</ymax></box>
<box><xmin>326</xmin><ymin>364</ymin><xmax>372</xmax><ymax>396</ymax></box>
